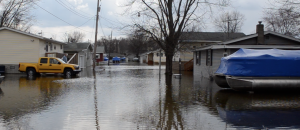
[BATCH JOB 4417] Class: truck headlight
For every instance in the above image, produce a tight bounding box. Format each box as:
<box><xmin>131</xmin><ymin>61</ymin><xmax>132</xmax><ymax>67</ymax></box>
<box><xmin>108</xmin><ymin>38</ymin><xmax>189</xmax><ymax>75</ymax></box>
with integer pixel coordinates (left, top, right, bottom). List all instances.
<box><xmin>74</xmin><ymin>66</ymin><xmax>79</xmax><ymax>69</ymax></box>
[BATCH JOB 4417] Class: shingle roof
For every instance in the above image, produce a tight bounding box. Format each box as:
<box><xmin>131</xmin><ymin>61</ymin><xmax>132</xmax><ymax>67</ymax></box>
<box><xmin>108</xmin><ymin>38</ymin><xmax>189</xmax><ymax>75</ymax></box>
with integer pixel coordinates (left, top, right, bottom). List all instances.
<box><xmin>64</xmin><ymin>43</ymin><xmax>91</xmax><ymax>52</ymax></box>
<box><xmin>180</xmin><ymin>32</ymin><xmax>246</xmax><ymax>42</ymax></box>
<box><xmin>0</xmin><ymin>27</ymin><xmax>66</xmax><ymax>44</ymax></box>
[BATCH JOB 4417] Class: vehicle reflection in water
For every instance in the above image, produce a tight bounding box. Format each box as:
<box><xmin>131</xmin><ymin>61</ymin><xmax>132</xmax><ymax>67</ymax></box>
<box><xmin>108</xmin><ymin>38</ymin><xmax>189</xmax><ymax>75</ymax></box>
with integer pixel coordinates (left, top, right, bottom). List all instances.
<box><xmin>215</xmin><ymin>90</ymin><xmax>300</xmax><ymax>129</ymax></box>
<box><xmin>0</xmin><ymin>75</ymin><xmax>68</xmax><ymax>124</ymax></box>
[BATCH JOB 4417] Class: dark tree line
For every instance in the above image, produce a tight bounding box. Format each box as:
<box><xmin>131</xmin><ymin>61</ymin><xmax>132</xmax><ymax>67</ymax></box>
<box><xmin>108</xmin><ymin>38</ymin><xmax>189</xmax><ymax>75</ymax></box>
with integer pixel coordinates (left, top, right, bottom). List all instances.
<box><xmin>97</xmin><ymin>29</ymin><xmax>159</xmax><ymax>57</ymax></box>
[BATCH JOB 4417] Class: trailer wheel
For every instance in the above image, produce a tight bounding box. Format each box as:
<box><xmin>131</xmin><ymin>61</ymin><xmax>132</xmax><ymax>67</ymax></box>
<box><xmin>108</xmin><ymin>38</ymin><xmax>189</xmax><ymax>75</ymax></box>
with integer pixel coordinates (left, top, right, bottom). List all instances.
<box><xmin>26</xmin><ymin>68</ymin><xmax>36</xmax><ymax>76</ymax></box>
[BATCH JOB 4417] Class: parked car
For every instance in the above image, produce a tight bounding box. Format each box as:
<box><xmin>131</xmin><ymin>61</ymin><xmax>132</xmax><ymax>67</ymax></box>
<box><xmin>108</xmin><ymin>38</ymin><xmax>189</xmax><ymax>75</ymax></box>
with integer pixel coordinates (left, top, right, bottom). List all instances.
<box><xmin>133</xmin><ymin>57</ymin><xmax>139</xmax><ymax>62</ymax></box>
<box><xmin>19</xmin><ymin>57</ymin><xmax>81</xmax><ymax>77</ymax></box>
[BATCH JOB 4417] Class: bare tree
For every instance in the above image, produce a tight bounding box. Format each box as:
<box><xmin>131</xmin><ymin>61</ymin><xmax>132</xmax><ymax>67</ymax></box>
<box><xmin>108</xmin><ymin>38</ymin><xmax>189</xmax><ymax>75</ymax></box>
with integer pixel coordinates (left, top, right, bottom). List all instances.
<box><xmin>0</xmin><ymin>0</ymin><xmax>38</xmax><ymax>31</ymax></box>
<box><xmin>127</xmin><ymin>29</ymin><xmax>148</xmax><ymax>57</ymax></box>
<box><xmin>213</xmin><ymin>11</ymin><xmax>245</xmax><ymax>33</ymax></box>
<box><xmin>264</xmin><ymin>1</ymin><xmax>300</xmax><ymax>37</ymax></box>
<box><xmin>63</xmin><ymin>31</ymin><xmax>86</xmax><ymax>43</ymax></box>
<box><xmin>124</xmin><ymin>0</ymin><xmax>230</xmax><ymax>75</ymax></box>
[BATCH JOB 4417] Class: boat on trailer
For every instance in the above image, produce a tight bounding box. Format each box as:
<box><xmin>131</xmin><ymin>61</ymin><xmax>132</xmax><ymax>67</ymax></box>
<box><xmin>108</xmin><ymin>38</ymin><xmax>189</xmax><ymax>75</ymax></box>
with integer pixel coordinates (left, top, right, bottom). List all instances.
<box><xmin>214</xmin><ymin>48</ymin><xmax>300</xmax><ymax>91</ymax></box>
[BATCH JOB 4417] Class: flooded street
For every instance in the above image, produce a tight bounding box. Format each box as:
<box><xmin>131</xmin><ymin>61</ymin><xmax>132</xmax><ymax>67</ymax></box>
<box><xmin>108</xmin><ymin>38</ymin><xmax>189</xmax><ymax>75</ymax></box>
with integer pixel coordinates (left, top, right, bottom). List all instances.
<box><xmin>0</xmin><ymin>63</ymin><xmax>300</xmax><ymax>130</ymax></box>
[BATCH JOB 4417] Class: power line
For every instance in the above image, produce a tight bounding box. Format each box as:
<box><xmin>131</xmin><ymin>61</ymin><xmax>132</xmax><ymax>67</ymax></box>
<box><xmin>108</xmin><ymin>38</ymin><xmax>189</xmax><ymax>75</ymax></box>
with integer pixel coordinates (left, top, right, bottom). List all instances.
<box><xmin>55</xmin><ymin>0</ymin><xmax>92</xmax><ymax>19</ymax></box>
<box><xmin>34</xmin><ymin>2</ymin><xmax>94</xmax><ymax>33</ymax></box>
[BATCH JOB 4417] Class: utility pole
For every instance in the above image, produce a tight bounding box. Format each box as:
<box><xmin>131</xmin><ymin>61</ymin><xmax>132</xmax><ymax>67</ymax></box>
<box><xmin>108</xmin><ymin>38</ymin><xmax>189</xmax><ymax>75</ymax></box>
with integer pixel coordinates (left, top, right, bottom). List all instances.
<box><xmin>108</xmin><ymin>30</ymin><xmax>112</xmax><ymax>66</ymax></box>
<box><xmin>93</xmin><ymin>0</ymin><xmax>100</xmax><ymax>70</ymax></box>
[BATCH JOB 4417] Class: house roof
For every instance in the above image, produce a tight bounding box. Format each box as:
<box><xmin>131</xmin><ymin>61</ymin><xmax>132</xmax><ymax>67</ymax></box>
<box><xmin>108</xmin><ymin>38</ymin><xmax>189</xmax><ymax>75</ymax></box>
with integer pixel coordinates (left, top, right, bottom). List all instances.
<box><xmin>140</xmin><ymin>49</ymin><xmax>165</xmax><ymax>56</ymax></box>
<box><xmin>194</xmin><ymin>31</ymin><xmax>300</xmax><ymax>51</ymax></box>
<box><xmin>219</xmin><ymin>31</ymin><xmax>300</xmax><ymax>45</ymax></box>
<box><xmin>0</xmin><ymin>27</ymin><xmax>66</xmax><ymax>45</ymax></box>
<box><xmin>180</xmin><ymin>32</ymin><xmax>246</xmax><ymax>42</ymax></box>
<box><xmin>96</xmin><ymin>46</ymin><xmax>105</xmax><ymax>53</ymax></box>
<box><xmin>64</xmin><ymin>43</ymin><xmax>93</xmax><ymax>52</ymax></box>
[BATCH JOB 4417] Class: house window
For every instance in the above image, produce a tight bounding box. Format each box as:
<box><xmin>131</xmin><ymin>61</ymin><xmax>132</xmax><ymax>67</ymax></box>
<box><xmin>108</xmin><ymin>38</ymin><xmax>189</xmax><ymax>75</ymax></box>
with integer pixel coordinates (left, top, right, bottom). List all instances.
<box><xmin>196</xmin><ymin>52</ymin><xmax>199</xmax><ymax>65</ymax></box>
<box><xmin>49</xmin><ymin>43</ymin><xmax>53</xmax><ymax>51</ymax></box>
<box><xmin>96</xmin><ymin>54</ymin><xmax>100</xmax><ymax>59</ymax></box>
<box><xmin>54</xmin><ymin>45</ymin><xmax>56</xmax><ymax>50</ymax></box>
<box><xmin>45</xmin><ymin>44</ymin><xmax>48</xmax><ymax>52</ymax></box>
<box><xmin>206</xmin><ymin>49</ymin><xmax>212</xmax><ymax>66</ymax></box>
<box><xmin>156</xmin><ymin>53</ymin><xmax>163</xmax><ymax>57</ymax></box>
<box><xmin>61</xmin><ymin>45</ymin><xmax>63</xmax><ymax>49</ymax></box>
<box><xmin>223</xmin><ymin>52</ymin><xmax>228</xmax><ymax>57</ymax></box>
<box><xmin>198</xmin><ymin>51</ymin><xmax>201</xmax><ymax>65</ymax></box>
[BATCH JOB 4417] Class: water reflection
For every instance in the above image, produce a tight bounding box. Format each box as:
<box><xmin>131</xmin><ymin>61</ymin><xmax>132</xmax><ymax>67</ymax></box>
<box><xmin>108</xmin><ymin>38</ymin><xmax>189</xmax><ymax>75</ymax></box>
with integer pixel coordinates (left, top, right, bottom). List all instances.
<box><xmin>0</xmin><ymin>75</ymin><xmax>65</xmax><ymax>121</ymax></box>
<box><xmin>215</xmin><ymin>90</ymin><xmax>300</xmax><ymax>129</ymax></box>
<box><xmin>156</xmin><ymin>75</ymin><xmax>184</xmax><ymax>129</ymax></box>
<box><xmin>1</xmin><ymin>65</ymin><xmax>299</xmax><ymax>129</ymax></box>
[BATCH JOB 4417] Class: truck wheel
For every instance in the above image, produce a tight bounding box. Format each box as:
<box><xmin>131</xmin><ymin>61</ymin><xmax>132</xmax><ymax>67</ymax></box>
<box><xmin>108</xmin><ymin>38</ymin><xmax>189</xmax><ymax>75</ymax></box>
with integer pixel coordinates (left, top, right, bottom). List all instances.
<box><xmin>64</xmin><ymin>69</ymin><xmax>72</xmax><ymax>77</ymax></box>
<box><xmin>27</xmin><ymin>68</ymin><xmax>36</xmax><ymax>76</ymax></box>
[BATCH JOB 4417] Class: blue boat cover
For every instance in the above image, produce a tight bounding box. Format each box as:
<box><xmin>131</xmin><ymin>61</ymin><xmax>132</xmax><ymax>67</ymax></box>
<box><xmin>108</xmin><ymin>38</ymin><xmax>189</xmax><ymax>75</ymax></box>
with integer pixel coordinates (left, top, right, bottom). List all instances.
<box><xmin>112</xmin><ymin>57</ymin><xmax>120</xmax><ymax>61</ymax></box>
<box><xmin>104</xmin><ymin>57</ymin><xmax>108</xmax><ymax>61</ymax></box>
<box><xmin>215</xmin><ymin>48</ymin><xmax>300</xmax><ymax>77</ymax></box>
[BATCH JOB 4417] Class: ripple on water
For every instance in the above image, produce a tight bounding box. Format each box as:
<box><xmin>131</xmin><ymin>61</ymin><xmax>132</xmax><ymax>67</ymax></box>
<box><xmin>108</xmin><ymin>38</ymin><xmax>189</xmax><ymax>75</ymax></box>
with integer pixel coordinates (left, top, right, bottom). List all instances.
<box><xmin>52</xmin><ymin>77</ymin><xmax>95</xmax><ymax>86</ymax></box>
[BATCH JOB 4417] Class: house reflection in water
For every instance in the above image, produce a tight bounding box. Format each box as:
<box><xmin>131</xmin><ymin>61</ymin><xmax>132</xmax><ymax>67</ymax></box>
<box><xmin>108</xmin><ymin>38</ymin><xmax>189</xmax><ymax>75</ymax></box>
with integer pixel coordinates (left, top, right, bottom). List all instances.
<box><xmin>0</xmin><ymin>75</ymin><xmax>65</xmax><ymax>122</ymax></box>
<box><xmin>215</xmin><ymin>90</ymin><xmax>300</xmax><ymax>129</ymax></box>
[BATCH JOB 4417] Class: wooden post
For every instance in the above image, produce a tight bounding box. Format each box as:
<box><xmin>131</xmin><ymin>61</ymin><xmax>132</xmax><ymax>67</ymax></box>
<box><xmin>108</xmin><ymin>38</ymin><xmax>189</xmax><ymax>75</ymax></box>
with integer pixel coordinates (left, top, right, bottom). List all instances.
<box><xmin>93</xmin><ymin>0</ymin><xmax>100</xmax><ymax>70</ymax></box>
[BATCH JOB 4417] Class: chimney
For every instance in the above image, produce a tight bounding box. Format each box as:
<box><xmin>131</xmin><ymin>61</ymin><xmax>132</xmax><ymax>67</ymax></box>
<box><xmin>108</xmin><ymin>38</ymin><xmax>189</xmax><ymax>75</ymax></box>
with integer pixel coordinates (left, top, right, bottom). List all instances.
<box><xmin>256</xmin><ymin>21</ymin><xmax>264</xmax><ymax>44</ymax></box>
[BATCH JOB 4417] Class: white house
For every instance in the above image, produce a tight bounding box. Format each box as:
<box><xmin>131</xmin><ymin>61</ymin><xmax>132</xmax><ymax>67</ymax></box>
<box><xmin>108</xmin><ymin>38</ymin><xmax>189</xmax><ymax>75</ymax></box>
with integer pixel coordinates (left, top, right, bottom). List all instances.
<box><xmin>0</xmin><ymin>27</ymin><xmax>66</xmax><ymax>73</ymax></box>
<box><xmin>140</xmin><ymin>49</ymin><xmax>166</xmax><ymax>65</ymax></box>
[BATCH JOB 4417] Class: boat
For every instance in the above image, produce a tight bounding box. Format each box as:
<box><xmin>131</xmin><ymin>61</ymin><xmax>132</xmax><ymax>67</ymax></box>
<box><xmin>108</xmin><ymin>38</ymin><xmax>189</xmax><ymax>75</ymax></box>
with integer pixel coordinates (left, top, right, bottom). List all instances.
<box><xmin>214</xmin><ymin>48</ymin><xmax>300</xmax><ymax>91</ymax></box>
<box><xmin>112</xmin><ymin>57</ymin><xmax>120</xmax><ymax>63</ymax></box>
<box><xmin>104</xmin><ymin>57</ymin><xmax>108</xmax><ymax>61</ymax></box>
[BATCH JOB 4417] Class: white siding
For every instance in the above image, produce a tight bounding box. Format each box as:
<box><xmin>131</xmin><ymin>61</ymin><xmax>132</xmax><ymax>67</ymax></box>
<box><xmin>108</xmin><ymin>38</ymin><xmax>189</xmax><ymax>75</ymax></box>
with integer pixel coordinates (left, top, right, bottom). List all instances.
<box><xmin>0</xmin><ymin>30</ymin><xmax>39</xmax><ymax>64</ymax></box>
<box><xmin>153</xmin><ymin>52</ymin><xmax>166</xmax><ymax>63</ymax></box>
<box><xmin>194</xmin><ymin>49</ymin><xmax>224</xmax><ymax>79</ymax></box>
<box><xmin>39</xmin><ymin>40</ymin><xmax>47</xmax><ymax>57</ymax></box>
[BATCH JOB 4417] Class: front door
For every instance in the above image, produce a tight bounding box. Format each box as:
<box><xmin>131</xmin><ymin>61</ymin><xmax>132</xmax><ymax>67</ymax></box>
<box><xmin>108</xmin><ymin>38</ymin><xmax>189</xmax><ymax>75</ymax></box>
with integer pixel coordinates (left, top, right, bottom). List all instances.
<box><xmin>79</xmin><ymin>55</ymin><xmax>85</xmax><ymax>68</ymax></box>
<box><xmin>49</xmin><ymin>58</ymin><xmax>64</xmax><ymax>73</ymax></box>
<box><xmin>39</xmin><ymin>58</ymin><xmax>49</xmax><ymax>73</ymax></box>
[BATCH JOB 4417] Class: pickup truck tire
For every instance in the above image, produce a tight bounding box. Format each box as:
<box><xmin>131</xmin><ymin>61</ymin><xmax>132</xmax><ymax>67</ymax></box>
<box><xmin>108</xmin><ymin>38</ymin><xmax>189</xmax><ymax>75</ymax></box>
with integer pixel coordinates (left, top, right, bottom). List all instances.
<box><xmin>26</xmin><ymin>68</ymin><xmax>36</xmax><ymax>76</ymax></box>
<box><xmin>64</xmin><ymin>69</ymin><xmax>73</xmax><ymax>77</ymax></box>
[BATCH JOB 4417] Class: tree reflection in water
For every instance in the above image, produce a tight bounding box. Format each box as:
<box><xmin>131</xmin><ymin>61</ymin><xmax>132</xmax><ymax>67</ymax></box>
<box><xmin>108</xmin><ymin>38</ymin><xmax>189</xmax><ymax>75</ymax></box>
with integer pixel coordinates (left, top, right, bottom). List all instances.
<box><xmin>156</xmin><ymin>75</ymin><xmax>184</xmax><ymax>130</ymax></box>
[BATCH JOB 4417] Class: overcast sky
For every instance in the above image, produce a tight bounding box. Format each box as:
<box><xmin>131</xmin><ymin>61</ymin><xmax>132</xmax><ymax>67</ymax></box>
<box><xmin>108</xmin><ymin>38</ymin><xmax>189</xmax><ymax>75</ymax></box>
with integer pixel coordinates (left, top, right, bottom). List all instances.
<box><xmin>29</xmin><ymin>0</ymin><xmax>271</xmax><ymax>43</ymax></box>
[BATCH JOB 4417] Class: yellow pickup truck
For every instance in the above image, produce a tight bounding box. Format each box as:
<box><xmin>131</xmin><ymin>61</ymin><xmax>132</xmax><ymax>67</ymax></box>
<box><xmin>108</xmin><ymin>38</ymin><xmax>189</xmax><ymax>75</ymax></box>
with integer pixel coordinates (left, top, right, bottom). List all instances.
<box><xmin>19</xmin><ymin>57</ymin><xmax>81</xmax><ymax>77</ymax></box>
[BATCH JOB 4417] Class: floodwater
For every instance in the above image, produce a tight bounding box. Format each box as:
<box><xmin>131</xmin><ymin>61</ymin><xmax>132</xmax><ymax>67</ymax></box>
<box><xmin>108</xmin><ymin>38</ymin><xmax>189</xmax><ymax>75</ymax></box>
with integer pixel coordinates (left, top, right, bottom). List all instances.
<box><xmin>0</xmin><ymin>63</ymin><xmax>300</xmax><ymax>130</ymax></box>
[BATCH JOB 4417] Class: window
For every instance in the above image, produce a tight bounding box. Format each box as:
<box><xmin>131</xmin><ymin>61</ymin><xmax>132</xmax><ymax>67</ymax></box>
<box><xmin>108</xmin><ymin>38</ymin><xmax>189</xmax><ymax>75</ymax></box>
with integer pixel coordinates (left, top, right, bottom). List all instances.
<box><xmin>196</xmin><ymin>52</ymin><xmax>199</xmax><ymax>65</ymax></box>
<box><xmin>54</xmin><ymin>45</ymin><xmax>56</xmax><ymax>50</ymax></box>
<box><xmin>50</xmin><ymin>58</ymin><xmax>60</xmax><ymax>64</ymax></box>
<box><xmin>156</xmin><ymin>53</ymin><xmax>163</xmax><ymax>57</ymax></box>
<box><xmin>198</xmin><ymin>51</ymin><xmax>201</xmax><ymax>65</ymax></box>
<box><xmin>206</xmin><ymin>49</ymin><xmax>212</xmax><ymax>66</ymax></box>
<box><xmin>40</xmin><ymin>58</ymin><xmax>48</xmax><ymax>63</ymax></box>
<box><xmin>96</xmin><ymin>54</ymin><xmax>100</xmax><ymax>59</ymax></box>
<box><xmin>45</xmin><ymin>44</ymin><xmax>48</xmax><ymax>52</ymax></box>
<box><xmin>50</xmin><ymin>43</ymin><xmax>53</xmax><ymax>51</ymax></box>
<box><xmin>61</xmin><ymin>45</ymin><xmax>63</xmax><ymax>49</ymax></box>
